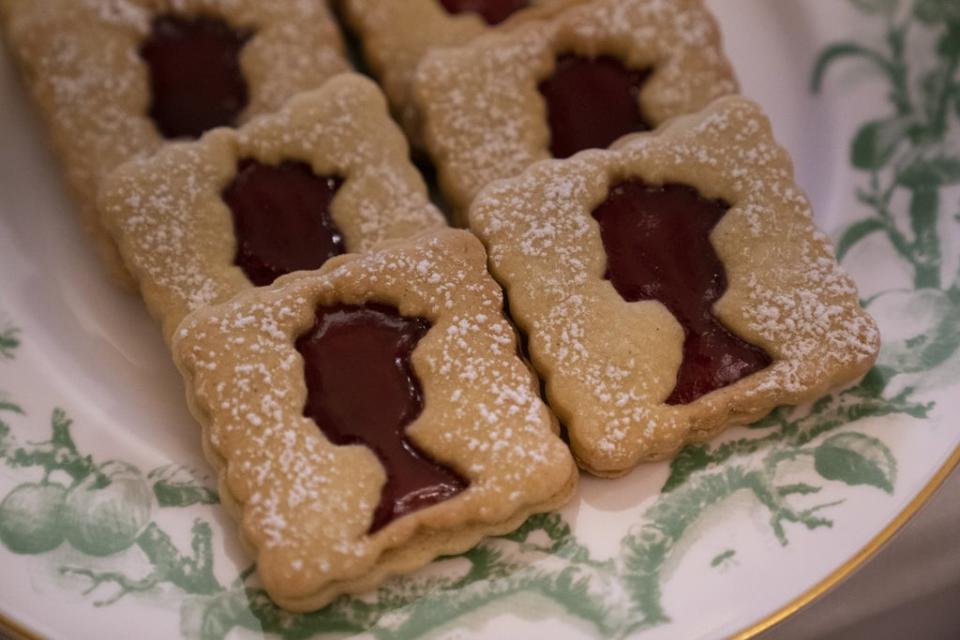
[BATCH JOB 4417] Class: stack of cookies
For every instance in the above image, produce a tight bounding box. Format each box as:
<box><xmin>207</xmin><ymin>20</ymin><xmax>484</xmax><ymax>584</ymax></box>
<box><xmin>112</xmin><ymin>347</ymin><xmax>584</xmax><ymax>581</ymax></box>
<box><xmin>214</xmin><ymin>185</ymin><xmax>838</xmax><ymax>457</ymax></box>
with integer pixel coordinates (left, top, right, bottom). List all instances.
<box><xmin>0</xmin><ymin>0</ymin><xmax>880</xmax><ymax>612</ymax></box>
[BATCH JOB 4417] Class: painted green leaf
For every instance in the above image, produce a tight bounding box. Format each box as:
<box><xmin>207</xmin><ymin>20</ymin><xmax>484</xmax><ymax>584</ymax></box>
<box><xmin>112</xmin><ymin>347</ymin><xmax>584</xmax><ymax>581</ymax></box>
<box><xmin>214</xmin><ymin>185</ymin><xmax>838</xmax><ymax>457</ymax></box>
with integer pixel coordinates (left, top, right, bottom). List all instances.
<box><xmin>898</xmin><ymin>156</ymin><xmax>960</xmax><ymax>188</ymax></box>
<box><xmin>710</xmin><ymin>549</ymin><xmax>736</xmax><ymax>568</ymax></box>
<box><xmin>777</xmin><ymin>483</ymin><xmax>822</xmax><ymax>497</ymax></box>
<box><xmin>814</xmin><ymin>433</ymin><xmax>896</xmax><ymax>493</ymax></box>
<box><xmin>0</xmin><ymin>327</ymin><xmax>19</xmax><ymax>360</ymax></box>
<box><xmin>811</xmin><ymin>43</ymin><xmax>892</xmax><ymax>94</ymax></box>
<box><xmin>152</xmin><ymin>481</ymin><xmax>218</xmax><ymax>508</ymax></box>
<box><xmin>851</xmin><ymin>117</ymin><xmax>912</xmax><ymax>170</ymax></box>
<box><xmin>914</xmin><ymin>0</ymin><xmax>960</xmax><ymax>25</ymax></box>
<box><xmin>836</xmin><ymin>218</ymin><xmax>887</xmax><ymax>261</ymax></box>
<box><xmin>0</xmin><ymin>398</ymin><xmax>24</xmax><ymax>415</ymax></box>
<box><xmin>850</xmin><ymin>0</ymin><xmax>899</xmax><ymax>15</ymax></box>
<box><xmin>907</xmin><ymin>293</ymin><xmax>960</xmax><ymax>370</ymax></box>
<box><xmin>148</xmin><ymin>465</ymin><xmax>218</xmax><ymax>507</ymax></box>
<box><xmin>855</xmin><ymin>366</ymin><xmax>896</xmax><ymax>397</ymax></box>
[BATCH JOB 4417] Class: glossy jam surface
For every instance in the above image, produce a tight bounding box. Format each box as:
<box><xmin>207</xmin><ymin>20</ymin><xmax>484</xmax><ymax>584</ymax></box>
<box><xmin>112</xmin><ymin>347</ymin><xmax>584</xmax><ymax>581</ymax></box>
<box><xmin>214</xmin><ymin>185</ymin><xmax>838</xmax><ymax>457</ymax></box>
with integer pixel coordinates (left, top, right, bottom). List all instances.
<box><xmin>438</xmin><ymin>0</ymin><xmax>530</xmax><ymax>25</ymax></box>
<box><xmin>223</xmin><ymin>160</ymin><xmax>345</xmax><ymax>287</ymax></box>
<box><xmin>296</xmin><ymin>304</ymin><xmax>468</xmax><ymax>533</ymax></box>
<box><xmin>591</xmin><ymin>181</ymin><xmax>772</xmax><ymax>404</ymax></box>
<box><xmin>538</xmin><ymin>55</ymin><xmax>652</xmax><ymax>159</ymax></box>
<box><xmin>140</xmin><ymin>14</ymin><xmax>252</xmax><ymax>139</ymax></box>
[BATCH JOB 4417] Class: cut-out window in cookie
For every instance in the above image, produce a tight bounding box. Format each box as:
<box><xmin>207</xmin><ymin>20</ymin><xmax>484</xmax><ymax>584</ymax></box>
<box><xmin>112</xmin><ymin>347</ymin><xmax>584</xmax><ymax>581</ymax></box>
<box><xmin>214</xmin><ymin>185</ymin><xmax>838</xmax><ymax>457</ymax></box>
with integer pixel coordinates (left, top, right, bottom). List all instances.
<box><xmin>469</xmin><ymin>97</ymin><xmax>880</xmax><ymax>477</ymax></box>
<box><xmin>296</xmin><ymin>304</ymin><xmax>468</xmax><ymax>533</ymax></box>
<box><xmin>592</xmin><ymin>180</ymin><xmax>772</xmax><ymax>404</ymax></box>
<box><xmin>339</xmin><ymin>0</ymin><xmax>578</xmax><ymax>143</ymax></box>
<box><xmin>172</xmin><ymin>229</ymin><xmax>576</xmax><ymax>611</ymax></box>
<box><xmin>439</xmin><ymin>0</ymin><xmax>532</xmax><ymax>25</ymax></box>
<box><xmin>1</xmin><ymin>0</ymin><xmax>350</xmax><ymax>286</ymax></box>
<box><xmin>140</xmin><ymin>14</ymin><xmax>254</xmax><ymax>139</ymax></box>
<box><xmin>539</xmin><ymin>54</ymin><xmax>653</xmax><ymax>159</ymax></box>
<box><xmin>413</xmin><ymin>0</ymin><xmax>739</xmax><ymax>223</ymax></box>
<box><xmin>100</xmin><ymin>75</ymin><xmax>446</xmax><ymax>345</ymax></box>
<box><xmin>223</xmin><ymin>160</ymin><xmax>345</xmax><ymax>287</ymax></box>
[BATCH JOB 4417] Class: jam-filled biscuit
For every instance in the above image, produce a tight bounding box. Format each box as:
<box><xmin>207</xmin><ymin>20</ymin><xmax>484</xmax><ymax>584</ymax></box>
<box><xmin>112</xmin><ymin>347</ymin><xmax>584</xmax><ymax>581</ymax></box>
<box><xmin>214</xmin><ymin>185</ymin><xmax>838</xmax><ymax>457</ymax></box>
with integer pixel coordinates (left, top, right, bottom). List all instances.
<box><xmin>172</xmin><ymin>228</ymin><xmax>577</xmax><ymax>611</ymax></box>
<box><xmin>413</xmin><ymin>0</ymin><xmax>738</xmax><ymax>224</ymax></box>
<box><xmin>469</xmin><ymin>97</ymin><xmax>881</xmax><ymax>477</ymax></box>
<box><xmin>101</xmin><ymin>74</ymin><xmax>446</xmax><ymax>344</ymax></box>
<box><xmin>339</xmin><ymin>0</ymin><xmax>581</xmax><ymax>142</ymax></box>
<box><xmin>0</xmin><ymin>0</ymin><xmax>349</xmax><ymax>286</ymax></box>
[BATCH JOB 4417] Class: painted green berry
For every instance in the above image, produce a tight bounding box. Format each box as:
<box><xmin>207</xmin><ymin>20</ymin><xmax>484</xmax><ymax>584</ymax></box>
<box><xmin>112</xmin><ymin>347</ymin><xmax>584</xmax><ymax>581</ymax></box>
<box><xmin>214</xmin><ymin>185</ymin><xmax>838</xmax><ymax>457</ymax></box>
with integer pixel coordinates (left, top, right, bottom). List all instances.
<box><xmin>0</xmin><ymin>482</ymin><xmax>67</xmax><ymax>554</ymax></box>
<box><xmin>63</xmin><ymin>461</ymin><xmax>152</xmax><ymax>556</ymax></box>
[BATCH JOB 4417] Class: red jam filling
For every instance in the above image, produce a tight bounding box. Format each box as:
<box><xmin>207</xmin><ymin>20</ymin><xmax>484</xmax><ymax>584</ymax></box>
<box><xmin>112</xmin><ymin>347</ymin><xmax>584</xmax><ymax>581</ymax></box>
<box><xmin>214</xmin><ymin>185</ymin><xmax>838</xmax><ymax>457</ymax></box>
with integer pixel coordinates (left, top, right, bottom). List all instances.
<box><xmin>222</xmin><ymin>160</ymin><xmax>345</xmax><ymax>287</ymax></box>
<box><xmin>538</xmin><ymin>55</ymin><xmax>652</xmax><ymax>159</ymax></box>
<box><xmin>438</xmin><ymin>0</ymin><xmax>530</xmax><ymax>25</ymax></box>
<box><xmin>296</xmin><ymin>304</ymin><xmax>468</xmax><ymax>533</ymax></box>
<box><xmin>140</xmin><ymin>15</ymin><xmax>252</xmax><ymax>139</ymax></box>
<box><xmin>591</xmin><ymin>181</ymin><xmax>772</xmax><ymax>404</ymax></box>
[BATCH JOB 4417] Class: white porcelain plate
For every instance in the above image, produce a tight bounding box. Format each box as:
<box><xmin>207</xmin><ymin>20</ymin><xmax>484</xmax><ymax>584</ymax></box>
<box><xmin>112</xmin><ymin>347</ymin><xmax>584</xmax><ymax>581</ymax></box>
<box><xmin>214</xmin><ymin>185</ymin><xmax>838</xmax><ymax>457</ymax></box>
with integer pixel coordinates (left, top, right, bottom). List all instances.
<box><xmin>1</xmin><ymin>1</ymin><xmax>958</xmax><ymax>638</ymax></box>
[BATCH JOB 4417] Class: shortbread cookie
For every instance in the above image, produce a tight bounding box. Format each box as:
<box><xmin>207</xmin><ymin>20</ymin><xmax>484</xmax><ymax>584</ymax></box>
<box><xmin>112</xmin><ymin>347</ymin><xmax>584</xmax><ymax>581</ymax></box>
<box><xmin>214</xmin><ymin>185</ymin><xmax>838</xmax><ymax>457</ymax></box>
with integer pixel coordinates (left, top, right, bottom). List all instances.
<box><xmin>469</xmin><ymin>96</ymin><xmax>881</xmax><ymax>477</ymax></box>
<box><xmin>0</xmin><ymin>0</ymin><xmax>349</xmax><ymax>286</ymax></box>
<box><xmin>414</xmin><ymin>0</ymin><xmax>738</xmax><ymax>224</ymax></box>
<box><xmin>172</xmin><ymin>228</ymin><xmax>577</xmax><ymax>611</ymax></box>
<box><xmin>339</xmin><ymin>0</ymin><xmax>582</xmax><ymax>141</ymax></box>
<box><xmin>100</xmin><ymin>74</ymin><xmax>446</xmax><ymax>344</ymax></box>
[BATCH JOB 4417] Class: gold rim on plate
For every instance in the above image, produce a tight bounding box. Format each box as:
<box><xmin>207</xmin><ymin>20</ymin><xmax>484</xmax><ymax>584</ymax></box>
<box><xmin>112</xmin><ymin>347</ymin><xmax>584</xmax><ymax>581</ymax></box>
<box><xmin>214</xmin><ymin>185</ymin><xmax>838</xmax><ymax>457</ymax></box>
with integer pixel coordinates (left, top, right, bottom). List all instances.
<box><xmin>735</xmin><ymin>444</ymin><xmax>960</xmax><ymax>639</ymax></box>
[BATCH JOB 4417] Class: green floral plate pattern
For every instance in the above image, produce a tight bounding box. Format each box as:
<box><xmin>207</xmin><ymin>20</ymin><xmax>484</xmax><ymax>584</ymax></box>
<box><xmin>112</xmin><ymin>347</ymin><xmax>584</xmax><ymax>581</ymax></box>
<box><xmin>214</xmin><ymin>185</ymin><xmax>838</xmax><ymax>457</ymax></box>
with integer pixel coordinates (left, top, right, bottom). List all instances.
<box><xmin>0</xmin><ymin>1</ymin><xmax>958</xmax><ymax>638</ymax></box>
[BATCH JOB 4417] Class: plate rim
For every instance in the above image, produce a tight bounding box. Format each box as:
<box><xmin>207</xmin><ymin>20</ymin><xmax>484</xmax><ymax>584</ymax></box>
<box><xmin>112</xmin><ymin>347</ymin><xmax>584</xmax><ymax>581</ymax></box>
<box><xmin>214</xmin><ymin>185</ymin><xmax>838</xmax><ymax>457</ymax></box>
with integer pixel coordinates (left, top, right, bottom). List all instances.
<box><xmin>1</xmin><ymin>447</ymin><xmax>956</xmax><ymax>640</ymax></box>
<box><xmin>2</xmin><ymin>1</ymin><xmax>959</xmax><ymax>638</ymax></box>
<box><xmin>734</xmin><ymin>445</ymin><xmax>960</xmax><ymax>639</ymax></box>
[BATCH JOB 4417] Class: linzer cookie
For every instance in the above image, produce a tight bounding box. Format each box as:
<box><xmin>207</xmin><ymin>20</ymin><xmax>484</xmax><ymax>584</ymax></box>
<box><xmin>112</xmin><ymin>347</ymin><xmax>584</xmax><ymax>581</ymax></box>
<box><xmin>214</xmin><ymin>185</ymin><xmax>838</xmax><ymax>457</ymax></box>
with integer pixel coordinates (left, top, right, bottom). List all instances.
<box><xmin>339</xmin><ymin>0</ymin><xmax>582</xmax><ymax>141</ymax></box>
<box><xmin>100</xmin><ymin>74</ymin><xmax>446</xmax><ymax>344</ymax></box>
<box><xmin>469</xmin><ymin>97</ymin><xmax>881</xmax><ymax>477</ymax></box>
<box><xmin>413</xmin><ymin>0</ymin><xmax>738</xmax><ymax>224</ymax></box>
<box><xmin>172</xmin><ymin>228</ymin><xmax>577</xmax><ymax>611</ymax></box>
<box><xmin>0</xmin><ymin>0</ymin><xmax>349</xmax><ymax>286</ymax></box>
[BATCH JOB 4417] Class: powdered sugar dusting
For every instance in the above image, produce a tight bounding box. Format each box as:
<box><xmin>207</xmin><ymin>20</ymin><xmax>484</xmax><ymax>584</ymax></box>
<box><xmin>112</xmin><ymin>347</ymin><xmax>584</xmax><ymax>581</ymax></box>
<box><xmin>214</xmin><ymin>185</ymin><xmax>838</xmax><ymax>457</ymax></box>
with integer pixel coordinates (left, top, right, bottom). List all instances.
<box><xmin>341</xmin><ymin>0</ymin><xmax>579</xmax><ymax>140</ymax></box>
<box><xmin>1</xmin><ymin>0</ymin><xmax>349</xmax><ymax>279</ymax></box>
<box><xmin>470</xmin><ymin>97</ymin><xmax>880</xmax><ymax>474</ymax></box>
<box><xmin>173</xmin><ymin>229</ymin><xmax>574</xmax><ymax>602</ymax></box>
<box><xmin>413</xmin><ymin>0</ymin><xmax>738</xmax><ymax>220</ymax></box>
<box><xmin>101</xmin><ymin>75</ymin><xmax>446</xmax><ymax>343</ymax></box>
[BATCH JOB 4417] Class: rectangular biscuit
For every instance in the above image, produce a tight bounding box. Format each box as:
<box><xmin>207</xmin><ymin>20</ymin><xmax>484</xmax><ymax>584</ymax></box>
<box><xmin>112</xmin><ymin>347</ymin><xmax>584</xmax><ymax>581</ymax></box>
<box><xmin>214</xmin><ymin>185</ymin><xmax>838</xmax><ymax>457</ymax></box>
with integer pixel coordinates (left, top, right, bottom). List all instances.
<box><xmin>172</xmin><ymin>228</ymin><xmax>577</xmax><ymax>611</ymax></box>
<box><xmin>0</xmin><ymin>0</ymin><xmax>349</xmax><ymax>285</ymax></box>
